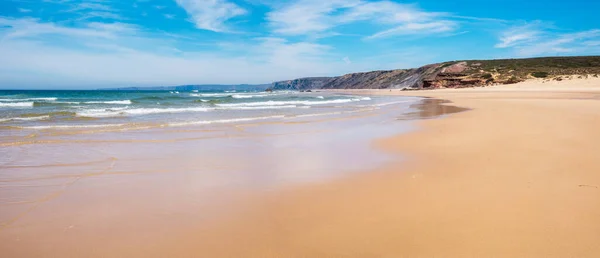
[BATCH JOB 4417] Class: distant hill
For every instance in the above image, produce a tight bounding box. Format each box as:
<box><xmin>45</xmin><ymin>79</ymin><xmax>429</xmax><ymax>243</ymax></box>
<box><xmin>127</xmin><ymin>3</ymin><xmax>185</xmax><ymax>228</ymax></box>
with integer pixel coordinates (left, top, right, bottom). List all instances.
<box><xmin>103</xmin><ymin>84</ymin><xmax>270</xmax><ymax>91</ymax></box>
<box><xmin>270</xmin><ymin>56</ymin><xmax>600</xmax><ymax>90</ymax></box>
<box><xmin>270</xmin><ymin>77</ymin><xmax>332</xmax><ymax>91</ymax></box>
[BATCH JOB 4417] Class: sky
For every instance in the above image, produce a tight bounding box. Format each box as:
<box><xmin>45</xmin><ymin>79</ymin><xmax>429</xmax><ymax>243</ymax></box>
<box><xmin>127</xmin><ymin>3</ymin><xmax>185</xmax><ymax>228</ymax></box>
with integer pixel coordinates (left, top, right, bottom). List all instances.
<box><xmin>1</xmin><ymin>0</ymin><xmax>600</xmax><ymax>89</ymax></box>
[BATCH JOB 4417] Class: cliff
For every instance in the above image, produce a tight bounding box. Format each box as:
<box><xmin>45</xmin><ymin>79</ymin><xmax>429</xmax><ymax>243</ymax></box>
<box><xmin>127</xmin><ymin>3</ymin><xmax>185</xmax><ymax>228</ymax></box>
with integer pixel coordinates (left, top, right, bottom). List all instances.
<box><xmin>270</xmin><ymin>56</ymin><xmax>600</xmax><ymax>90</ymax></box>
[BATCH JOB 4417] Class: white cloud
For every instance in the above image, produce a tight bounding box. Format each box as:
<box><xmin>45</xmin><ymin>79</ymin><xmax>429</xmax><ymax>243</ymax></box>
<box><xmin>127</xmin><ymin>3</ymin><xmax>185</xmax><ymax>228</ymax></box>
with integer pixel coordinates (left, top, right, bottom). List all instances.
<box><xmin>495</xmin><ymin>31</ymin><xmax>538</xmax><ymax>48</ymax></box>
<box><xmin>340</xmin><ymin>1</ymin><xmax>443</xmax><ymax>24</ymax></box>
<box><xmin>174</xmin><ymin>0</ymin><xmax>247</xmax><ymax>32</ymax></box>
<box><xmin>366</xmin><ymin>21</ymin><xmax>457</xmax><ymax>39</ymax></box>
<box><xmin>583</xmin><ymin>40</ymin><xmax>600</xmax><ymax>46</ymax></box>
<box><xmin>18</xmin><ymin>8</ymin><xmax>32</xmax><ymax>13</ymax></box>
<box><xmin>495</xmin><ymin>22</ymin><xmax>600</xmax><ymax>56</ymax></box>
<box><xmin>266</xmin><ymin>0</ymin><xmax>360</xmax><ymax>35</ymax></box>
<box><xmin>495</xmin><ymin>22</ymin><xmax>542</xmax><ymax>48</ymax></box>
<box><xmin>516</xmin><ymin>30</ymin><xmax>600</xmax><ymax>56</ymax></box>
<box><xmin>60</xmin><ymin>1</ymin><xmax>124</xmax><ymax>21</ymax></box>
<box><xmin>0</xmin><ymin>17</ymin><xmax>134</xmax><ymax>40</ymax></box>
<box><xmin>266</xmin><ymin>0</ymin><xmax>455</xmax><ymax>38</ymax></box>
<box><xmin>71</xmin><ymin>3</ymin><xmax>113</xmax><ymax>11</ymax></box>
<box><xmin>79</xmin><ymin>11</ymin><xmax>124</xmax><ymax>20</ymax></box>
<box><xmin>0</xmin><ymin>18</ymin><xmax>353</xmax><ymax>88</ymax></box>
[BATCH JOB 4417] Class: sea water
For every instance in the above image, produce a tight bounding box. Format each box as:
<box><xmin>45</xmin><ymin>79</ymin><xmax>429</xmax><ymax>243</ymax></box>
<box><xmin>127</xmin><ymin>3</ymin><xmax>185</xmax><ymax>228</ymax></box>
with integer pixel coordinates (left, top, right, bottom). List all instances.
<box><xmin>0</xmin><ymin>90</ymin><xmax>411</xmax><ymax>134</ymax></box>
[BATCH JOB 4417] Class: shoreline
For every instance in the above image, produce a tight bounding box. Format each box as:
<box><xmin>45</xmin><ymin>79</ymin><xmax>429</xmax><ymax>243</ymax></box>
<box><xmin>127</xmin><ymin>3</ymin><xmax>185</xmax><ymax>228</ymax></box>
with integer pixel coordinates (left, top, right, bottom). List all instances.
<box><xmin>0</xmin><ymin>93</ymin><xmax>425</xmax><ymax>257</ymax></box>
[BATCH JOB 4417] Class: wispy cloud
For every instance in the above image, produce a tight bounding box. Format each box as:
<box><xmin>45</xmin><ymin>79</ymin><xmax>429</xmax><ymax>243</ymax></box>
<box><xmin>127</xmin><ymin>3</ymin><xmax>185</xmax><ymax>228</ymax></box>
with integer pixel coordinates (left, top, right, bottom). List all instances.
<box><xmin>583</xmin><ymin>40</ymin><xmax>600</xmax><ymax>47</ymax></box>
<box><xmin>71</xmin><ymin>3</ymin><xmax>113</xmax><ymax>12</ymax></box>
<box><xmin>495</xmin><ymin>21</ymin><xmax>600</xmax><ymax>56</ymax></box>
<box><xmin>495</xmin><ymin>22</ymin><xmax>544</xmax><ymax>48</ymax></box>
<box><xmin>366</xmin><ymin>21</ymin><xmax>457</xmax><ymax>39</ymax></box>
<box><xmin>18</xmin><ymin>8</ymin><xmax>32</xmax><ymax>13</ymax></box>
<box><xmin>53</xmin><ymin>1</ymin><xmax>125</xmax><ymax>21</ymax></box>
<box><xmin>266</xmin><ymin>0</ymin><xmax>457</xmax><ymax>39</ymax></box>
<box><xmin>174</xmin><ymin>0</ymin><xmax>247</xmax><ymax>32</ymax></box>
<box><xmin>79</xmin><ymin>11</ymin><xmax>124</xmax><ymax>20</ymax></box>
<box><xmin>0</xmin><ymin>17</ymin><xmax>136</xmax><ymax>40</ymax></box>
<box><xmin>266</xmin><ymin>0</ymin><xmax>359</xmax><ymax>35</ymax></box>
<box><xmin>516</xmin><ymin>30</ymin><xmax>600</xmax><ymax>56</ymax></box>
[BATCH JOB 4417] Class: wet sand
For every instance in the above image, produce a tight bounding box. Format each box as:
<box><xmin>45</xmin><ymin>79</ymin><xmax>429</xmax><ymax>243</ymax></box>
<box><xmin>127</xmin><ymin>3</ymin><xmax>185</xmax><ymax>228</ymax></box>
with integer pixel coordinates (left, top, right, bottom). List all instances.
<box><xmin>3</xmin><ymin>78</ymin><xmax>600</xmax><ymax>257</ymax></box>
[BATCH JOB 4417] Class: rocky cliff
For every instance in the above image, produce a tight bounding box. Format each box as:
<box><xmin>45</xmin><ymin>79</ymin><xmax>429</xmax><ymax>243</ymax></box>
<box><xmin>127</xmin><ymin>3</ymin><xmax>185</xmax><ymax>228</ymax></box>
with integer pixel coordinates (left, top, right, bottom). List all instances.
<box><xmin>270</xmin><ymin>56</ymin><xmax>600</xmax><ymax>90</ymax></box>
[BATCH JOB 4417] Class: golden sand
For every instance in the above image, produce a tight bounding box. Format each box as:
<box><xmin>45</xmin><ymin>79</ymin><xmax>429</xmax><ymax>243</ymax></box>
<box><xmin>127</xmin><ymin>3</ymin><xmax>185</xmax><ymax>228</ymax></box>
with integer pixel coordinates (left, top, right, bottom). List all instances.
<box><xmin>153</xmin><ymin>78</ymin><xmax>600</xmax><ymax>257</ymax></box>
<box><xmin>3</xmin><ymin>78</ymin><xmax>600</xmax><ymax>257</ymax></box>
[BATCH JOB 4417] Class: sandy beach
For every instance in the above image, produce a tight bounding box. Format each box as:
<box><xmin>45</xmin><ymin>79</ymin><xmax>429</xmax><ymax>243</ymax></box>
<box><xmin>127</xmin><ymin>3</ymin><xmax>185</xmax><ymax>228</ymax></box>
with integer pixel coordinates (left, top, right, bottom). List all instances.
<box><xmin>2</xmin><ymin>78</ymin><xmax>600</xmax><ymax>257</ymax></box>
<box><xmin>3</xmin><ymin>0</ymin><xmax>600</xmax><ymax>256</ymax></box>
<box><xmin>156</xmin><ymin>77</ymin><xmax>600</xmax><ymax>257</ymax></box>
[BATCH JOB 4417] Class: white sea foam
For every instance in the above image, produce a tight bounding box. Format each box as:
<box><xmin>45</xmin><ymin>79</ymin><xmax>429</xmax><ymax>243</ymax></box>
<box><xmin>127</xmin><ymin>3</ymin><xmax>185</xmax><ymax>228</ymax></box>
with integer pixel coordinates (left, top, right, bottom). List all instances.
<box><xmin>0</xmin><ymin>102</ymin><xmax>34</xmax><ymax>107</ymax></box>
<box><xmin>85</xmin><ymin>100</ymin><xmax>132</xmax><ymax>105</ymax></box>
<box><xmin>192</xmin><ymin>90</ymin><xmax>199</xmax><ymax>92</ymax></box>
<box><xmin>232</xmin><ymin>93</ymin><xmax>271</xmax><ymax>99</ymax></box>
<box><xmin>190</xmin><ymin>93</ymin><xmax>230</xmax><ymax>97</ymax></box>
<box><xmin>231</xmin><ymin>94</ymin><xmax>253</xmax><ymax>99</ymax></box>
<box><xmin>0</xmin><ymin>115</ymin><xmax>50</xmax><ymax>123</ymax></box>
<box><xmin>53</xmin><ymin>101</ymin><xmax>81</xmax><ymax>104</ymax></box>
<box><xmin>168</xmin><ymin>115</ymin><xmax>285</xmax><ymax>127</ymax></box>
<box><xmin>77</xmin><ymin>106</ymin><xmax>212</xmax><ymax>117</ymax></box>
<box><xmin>316</xmin><ymin>96</ymin><xmax>324</xmax><ymax>99</ymax></box>
<box><xmin>215</xmin><ymin>98</ymin><xmax>358</xmax><ymax>107</ymax></box>
<box><xmin>76</xmin><ymin>107</ymin><xmax>130</xmax><ymax>117</ymax></box>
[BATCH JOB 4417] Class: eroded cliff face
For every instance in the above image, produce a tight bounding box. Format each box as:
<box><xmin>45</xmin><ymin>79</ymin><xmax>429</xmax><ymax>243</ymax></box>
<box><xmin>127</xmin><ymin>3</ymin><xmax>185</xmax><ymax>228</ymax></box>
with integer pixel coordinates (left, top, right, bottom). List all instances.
<box><xmin>270</xmin><ymin>56</ymin><xmax>600</xmax><ymax>90</ymax></box>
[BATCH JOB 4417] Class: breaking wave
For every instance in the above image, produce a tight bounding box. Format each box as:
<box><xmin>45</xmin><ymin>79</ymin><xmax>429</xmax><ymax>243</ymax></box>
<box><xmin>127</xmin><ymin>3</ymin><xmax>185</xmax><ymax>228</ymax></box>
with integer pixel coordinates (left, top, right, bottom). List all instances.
<box><xmin>0</xmin><ymin>102</ymin><xmax>34</xmax><ymax>107</ymax></box>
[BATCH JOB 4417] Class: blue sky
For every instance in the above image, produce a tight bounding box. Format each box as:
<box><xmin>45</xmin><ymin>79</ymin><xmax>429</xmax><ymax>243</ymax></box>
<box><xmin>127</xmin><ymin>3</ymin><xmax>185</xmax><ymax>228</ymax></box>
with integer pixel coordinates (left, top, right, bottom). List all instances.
<box><xmin>1</xmin><ymin>0</ymin><xmax>600</xmax><ymax>88</ymax></box>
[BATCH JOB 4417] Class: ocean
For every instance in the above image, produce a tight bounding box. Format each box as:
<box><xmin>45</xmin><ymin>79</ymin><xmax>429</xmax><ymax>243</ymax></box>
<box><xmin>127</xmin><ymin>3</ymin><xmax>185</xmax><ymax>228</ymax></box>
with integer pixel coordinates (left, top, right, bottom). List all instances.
<box><xmin>0</xmin><ymin>89</ymin><xmax>415</xmax><ymax>137</ymax></box>
<box><xmin>0</xmin><ymin>90</ymin><xmax>386</xmax><ymax>125</ymax></box>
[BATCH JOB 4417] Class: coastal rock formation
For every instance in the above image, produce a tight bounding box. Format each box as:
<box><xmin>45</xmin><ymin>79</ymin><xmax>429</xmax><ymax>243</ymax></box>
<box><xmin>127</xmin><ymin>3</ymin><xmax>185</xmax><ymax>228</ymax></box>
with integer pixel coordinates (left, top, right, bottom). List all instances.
<box><xmin>269</xmin><ymin>56</ymin><xmax>600</xmax><ymax>90</ymax></box>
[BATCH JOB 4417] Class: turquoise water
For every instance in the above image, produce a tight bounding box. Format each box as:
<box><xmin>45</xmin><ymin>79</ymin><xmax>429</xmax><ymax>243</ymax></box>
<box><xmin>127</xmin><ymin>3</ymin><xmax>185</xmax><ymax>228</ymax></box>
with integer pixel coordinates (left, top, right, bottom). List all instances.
<box><xmin>0</xmin><ymin>90</ymin><xmax>413</xmax><ymax>132</ymax></box>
